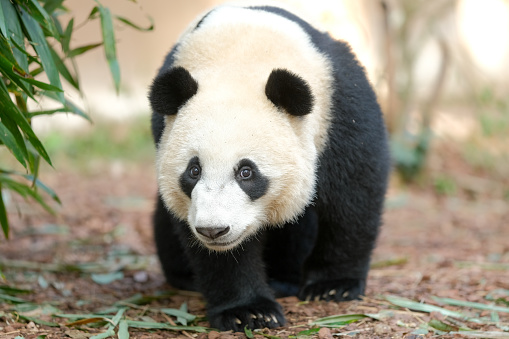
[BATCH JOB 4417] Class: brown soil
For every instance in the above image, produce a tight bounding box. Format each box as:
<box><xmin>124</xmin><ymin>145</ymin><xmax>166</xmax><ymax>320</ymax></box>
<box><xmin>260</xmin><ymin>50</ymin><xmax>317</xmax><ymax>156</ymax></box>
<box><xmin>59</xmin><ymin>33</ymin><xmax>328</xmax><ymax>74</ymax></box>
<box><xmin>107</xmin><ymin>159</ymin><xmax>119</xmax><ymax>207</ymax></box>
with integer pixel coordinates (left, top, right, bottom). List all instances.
<box><xmin>1</xmin><ymin>162</ymin><xmax>508</xmax><ymax>338</ymax></box>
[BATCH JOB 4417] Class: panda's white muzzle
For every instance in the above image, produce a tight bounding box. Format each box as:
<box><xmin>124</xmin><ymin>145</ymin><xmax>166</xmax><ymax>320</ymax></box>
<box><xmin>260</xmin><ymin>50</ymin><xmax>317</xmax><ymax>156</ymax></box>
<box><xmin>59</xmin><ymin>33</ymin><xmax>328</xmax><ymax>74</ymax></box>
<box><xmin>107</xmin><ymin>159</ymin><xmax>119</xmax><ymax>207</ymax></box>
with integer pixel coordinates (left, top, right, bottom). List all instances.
<box><xmin>188</xmin><ymin>179</ymin><xmax>260</xmax><ymax>251</ymax></box>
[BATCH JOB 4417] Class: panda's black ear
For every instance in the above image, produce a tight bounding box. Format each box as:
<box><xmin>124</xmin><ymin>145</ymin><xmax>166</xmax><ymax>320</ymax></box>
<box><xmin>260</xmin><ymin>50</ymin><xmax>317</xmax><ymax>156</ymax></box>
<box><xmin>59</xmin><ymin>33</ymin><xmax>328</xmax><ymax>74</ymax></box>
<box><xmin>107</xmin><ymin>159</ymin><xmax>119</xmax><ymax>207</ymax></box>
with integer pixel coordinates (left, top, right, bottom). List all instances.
<box><xmin>149</xmin><ymin>66</ymin><xmax>198</xmax><ymax>115</ymax></box>
<box><xmin>265</xmin><ymin>69</ymin><xmax>314</xmax><ymax>116</ymax></box>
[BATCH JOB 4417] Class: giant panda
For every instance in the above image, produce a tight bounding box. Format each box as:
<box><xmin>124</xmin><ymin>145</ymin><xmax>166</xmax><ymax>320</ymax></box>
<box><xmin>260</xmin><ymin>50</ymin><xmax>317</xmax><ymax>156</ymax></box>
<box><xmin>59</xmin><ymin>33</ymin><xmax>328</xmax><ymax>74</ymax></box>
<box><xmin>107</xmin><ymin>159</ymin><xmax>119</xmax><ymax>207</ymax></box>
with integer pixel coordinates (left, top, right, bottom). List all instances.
<box><xmin>149</xmin><ymin>2</ymin><xmax>390</xmax><ymax>332</ymax></box>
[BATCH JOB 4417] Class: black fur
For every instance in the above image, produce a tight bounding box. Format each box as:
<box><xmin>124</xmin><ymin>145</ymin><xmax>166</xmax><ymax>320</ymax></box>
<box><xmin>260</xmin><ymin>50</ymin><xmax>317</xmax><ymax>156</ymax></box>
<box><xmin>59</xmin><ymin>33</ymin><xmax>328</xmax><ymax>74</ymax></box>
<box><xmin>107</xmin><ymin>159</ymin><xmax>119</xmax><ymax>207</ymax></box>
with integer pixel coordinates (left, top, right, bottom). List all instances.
<box><xmin>265</xmin><ymin>69</ymin><xmax>314</xmax><ymax>116</ymax></box>
<box><xmin>235</xmin><ymin>159</ymin><xmax>269</xmax><ymax>201</ymax></box>
<box><xmin>149</xmin><ymin>66</ymin><xmax>198</xmax><ymax>116</ymax></box>
<box><xmin>151</xmin><ymin>5</ymin><xmax>391</xmax><ymax>332</ymax></box>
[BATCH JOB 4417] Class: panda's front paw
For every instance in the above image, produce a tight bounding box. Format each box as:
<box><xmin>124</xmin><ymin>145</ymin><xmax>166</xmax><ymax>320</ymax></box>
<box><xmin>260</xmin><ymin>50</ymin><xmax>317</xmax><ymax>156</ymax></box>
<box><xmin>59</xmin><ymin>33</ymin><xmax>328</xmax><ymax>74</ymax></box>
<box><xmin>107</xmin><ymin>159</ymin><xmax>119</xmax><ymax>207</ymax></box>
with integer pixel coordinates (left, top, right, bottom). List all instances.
<box><xmin>298</xmin><ymin>278</ymin><xmax>365</xmax><ymax>302</ymax></box>
<box><xmin>208</xmin><ymin>297</ymin><xmax>285</xmax><ymax>332</ymax></box>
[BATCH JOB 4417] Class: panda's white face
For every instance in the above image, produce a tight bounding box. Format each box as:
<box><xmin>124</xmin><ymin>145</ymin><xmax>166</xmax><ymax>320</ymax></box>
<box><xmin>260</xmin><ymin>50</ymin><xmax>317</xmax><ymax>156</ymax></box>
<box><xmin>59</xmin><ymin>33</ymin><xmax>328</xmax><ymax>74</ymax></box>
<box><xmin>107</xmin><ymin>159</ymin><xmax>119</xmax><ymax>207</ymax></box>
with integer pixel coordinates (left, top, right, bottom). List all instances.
<box><xmin>152</xmin><ymin>5</ymin><xmax>335</xmax><ymax>251</ymax></box>
<box><xmin>157</xmin><ymin>93</ymin><xmax>317</xmax><ymax>251</ymax></box>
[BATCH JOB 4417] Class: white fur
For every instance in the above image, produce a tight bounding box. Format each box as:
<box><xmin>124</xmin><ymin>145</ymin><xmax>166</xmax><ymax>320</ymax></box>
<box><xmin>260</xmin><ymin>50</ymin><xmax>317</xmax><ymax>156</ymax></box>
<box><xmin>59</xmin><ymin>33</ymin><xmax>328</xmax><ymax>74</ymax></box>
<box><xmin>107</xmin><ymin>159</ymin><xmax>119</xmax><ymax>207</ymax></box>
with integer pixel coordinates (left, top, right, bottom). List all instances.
<box><xmin>156</xmin><ymin>3</ymin><xmax>334</xmax><ymax>251</ymax></box>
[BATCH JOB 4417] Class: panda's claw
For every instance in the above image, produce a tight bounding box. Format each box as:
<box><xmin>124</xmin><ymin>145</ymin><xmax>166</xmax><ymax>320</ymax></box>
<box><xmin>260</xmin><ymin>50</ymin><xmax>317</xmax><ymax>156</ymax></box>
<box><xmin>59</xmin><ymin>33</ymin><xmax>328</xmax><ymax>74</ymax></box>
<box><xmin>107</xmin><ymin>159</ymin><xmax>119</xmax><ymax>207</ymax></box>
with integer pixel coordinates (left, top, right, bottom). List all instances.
<box><xmin>208</xmin><ymin>297</ymin><xmax>285</xmax><ymax>331</ymax></box>
<box><xmin>298</xmin><ymin>278</ymin><xmax>365</xmax><ymax>302</ymax></box>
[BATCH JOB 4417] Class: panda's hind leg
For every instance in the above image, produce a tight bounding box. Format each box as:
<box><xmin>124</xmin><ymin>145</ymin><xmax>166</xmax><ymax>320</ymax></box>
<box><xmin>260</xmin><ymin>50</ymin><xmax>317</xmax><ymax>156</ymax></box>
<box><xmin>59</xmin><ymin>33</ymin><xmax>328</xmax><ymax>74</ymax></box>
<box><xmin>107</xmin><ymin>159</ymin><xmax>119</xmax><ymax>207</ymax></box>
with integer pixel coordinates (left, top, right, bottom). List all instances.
<box><xmin>264</xmin><ymin>206</ymin><xmax>318</xmax><ymax>297</ymax></box>
<box><xmin>153</xmin><ymin>195</ymin><xmax>195</xmax><ymax>291</ymax></box>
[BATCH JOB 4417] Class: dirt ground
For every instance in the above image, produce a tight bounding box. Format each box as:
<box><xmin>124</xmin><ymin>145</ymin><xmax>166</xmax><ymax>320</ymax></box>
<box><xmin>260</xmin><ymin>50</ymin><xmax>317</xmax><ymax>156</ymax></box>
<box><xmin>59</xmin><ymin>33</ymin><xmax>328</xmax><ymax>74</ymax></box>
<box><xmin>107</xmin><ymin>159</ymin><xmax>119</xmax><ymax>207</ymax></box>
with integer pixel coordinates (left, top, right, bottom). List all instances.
<box><xmin>1</xmin><ymin>160</ymin><xmax>508</xmax><ymax>338</ymax></box>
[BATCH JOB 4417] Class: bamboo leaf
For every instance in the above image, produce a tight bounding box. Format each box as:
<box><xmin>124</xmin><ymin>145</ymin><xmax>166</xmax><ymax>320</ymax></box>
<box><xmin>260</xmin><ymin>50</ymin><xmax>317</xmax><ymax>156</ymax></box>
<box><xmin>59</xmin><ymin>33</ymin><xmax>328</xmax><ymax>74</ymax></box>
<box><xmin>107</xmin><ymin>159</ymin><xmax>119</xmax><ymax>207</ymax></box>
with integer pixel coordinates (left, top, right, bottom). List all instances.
<box><xmin>0</xmin><ymin>122</ymin><xmax>27</xmax><ymax>166</ymax></box>
<box><xmin>61</xmin><ymin>18</ymin><xmax>73</xmax><ymax>54</ymax></box>
<box><xmin>432</xmin><ymin>296</ymin><xmax>509</xmax><ymax>314</ymax></box>
<box><xmin>19</xmin><ymin>7</ymin><xmax>64</xmax><ymax>103</ymax></box>
<box><xmin>0</xmin><ymin>175</ymin><xmax>55</xmax><ymax>214</ymax></box>
<box><xmin>0</xmin><ymin>81</ymin><xmax>29</xmax><ymax>166</ymax></box>
<box><xmin>0</xmin><ymin>1</ymin><xmax>7</xmax><ymax>38</ymax></box>
<box><xmin>0</xmin><ymin>51</ymin><xmax>35</xmax><ymax>99</ymax></box>
<box><xmin>43</xmin><ymin>0</ymin><xmax>65</xmax><ymax>14</ymax></box>
<box><xmin>118</xmin><ymin>320</ymin><xmax>129</xmax><ymax>339</ymax></box>
<box><xmin>88</xmin><ymin>6</ymin><xmax>99</xmax><ymax>20</ymax></box>
<box><xmin>49</xmin><ymin>44</ymin><xmax>79</xmax><ymax>89</ymax></box>
<box><xmin>42</xmin><ymin>91</ymin><xmax>91</xmax><ymax>121</ymax></box>
<box><xmin>22</xmin><ymin>174</ymin><xmax>60</xmax><ymax>204</ymax></box>
<box><xmin>17</xmin><ymin>0</ymin><xmax>58</xmax><ymax>37</ymax></box>
<box><xmin>67</xmin><ymin>42</ymin><xmax>103</xmax><ymax>58</ymax></box>
<box><xmin>89</xmin><ymin>328</ymin><xmax>115</xmax><ymax>339</ymax></box>
<box><xmin>160</xmin><ymin>308</ymin><xmax>196</xmax><ymax>326</ymax></box>
<box><xmin>21</xmin><ymin>75</ymin><xmax>63</xmax><ymax>92</ymax></box>
<box><xmin>1</xmin><ymin>0</ymin><xmax>28</xmax><ymax>72</ymax></box>
<box><xmin>385</xmin><ymin>295</ymin><xmax>479</xmax><ymax>322</ymax></box>
<box><xmin>15</xmin><ymin>313</ymin><xmax>59</xmax><ymax>327</ymax></box>
<box><xmin>115</xmin><ymin>15</ymin><xmax>154</xmax><ymax>32</ymax></box>
<box><xmin>311</xmin><ymin>313</ymin><xmax>368</xmax><ymax>327</ymax></box>
<box><xmin>125</xmin><ymin>320</ymin><xmax>210</xmax><ymax>332</ymax></box>
<box><xmin>96</xmin><ymin>1</ymin><xmax>120</xmax><ymax>93</ymax></box>
<box><xmin>0</xmin><ymin>183</ymin><xmax>9</xmax><ymax>238</ymax></box>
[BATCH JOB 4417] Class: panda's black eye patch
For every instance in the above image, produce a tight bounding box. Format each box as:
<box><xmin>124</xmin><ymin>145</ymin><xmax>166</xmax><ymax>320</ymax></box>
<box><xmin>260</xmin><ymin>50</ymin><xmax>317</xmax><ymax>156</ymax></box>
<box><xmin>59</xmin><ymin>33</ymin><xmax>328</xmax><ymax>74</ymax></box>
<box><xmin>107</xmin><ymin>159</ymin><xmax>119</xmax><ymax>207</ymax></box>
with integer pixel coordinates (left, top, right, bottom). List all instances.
<box><xmin>235</xmin><ymin>159</ymin><xmax>269</xmax><ymax>201</ymax></box>
<box><xmin>180</xmin><ymin>156</ymin><xmax>201</xmax><ymax>198</ymax></box>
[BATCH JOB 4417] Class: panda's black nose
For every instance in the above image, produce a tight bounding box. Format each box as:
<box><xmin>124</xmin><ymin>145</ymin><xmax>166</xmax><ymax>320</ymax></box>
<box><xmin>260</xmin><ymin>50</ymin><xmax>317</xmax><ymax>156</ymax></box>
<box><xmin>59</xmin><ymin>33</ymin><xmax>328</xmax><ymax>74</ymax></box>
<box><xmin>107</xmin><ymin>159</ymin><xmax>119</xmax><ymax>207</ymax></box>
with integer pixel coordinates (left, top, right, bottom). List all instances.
<box><xmin>196</xmin><ymin>226</ymin><xmax>230</xmax><ymax>240</ymax></box>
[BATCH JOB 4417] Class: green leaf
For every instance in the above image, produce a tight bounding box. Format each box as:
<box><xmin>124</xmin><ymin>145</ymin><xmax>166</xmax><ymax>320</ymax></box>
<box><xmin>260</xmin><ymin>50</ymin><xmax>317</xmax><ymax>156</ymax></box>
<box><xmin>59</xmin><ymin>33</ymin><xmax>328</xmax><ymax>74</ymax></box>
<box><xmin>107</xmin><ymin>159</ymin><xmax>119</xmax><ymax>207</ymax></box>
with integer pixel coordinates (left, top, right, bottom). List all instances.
<box><xmin>296</xmin><ymin>328</ymin><xmax>321</xmax><ymax>336</ymax></box>
<box><xmin>17</xmin><ymin>0</ymin><xmax>58</xmax><ymax>37</ymax></box>
<box><xmin>125</xmin><ymin>320</ymin><xmax>210</xmax><ymax>333</ymax></box>
<box><xmin>43</xmin><ymin>0</ymin><xmax>65</xmax><ymax>14</ymax></box>
<box><xmin>160</xmin><ymin>308</ymin><xmax>196</xmax><ymax>326</ymax></box>
<box><xmin>115</xmin><ymin>15</ymin><xmax>154</xmax><ymax>32</ymax></box>
<box><xmin>15</xmin><ymin>313</ymin><xmax>59</xmax><ymax>327</ymax></box>
<box><xmin>42</xmin><ymin>86</ymin><xmax>91</xmax><ymax>122</ymax></box>
<box><xmin>118</xmin><ymin>319</ymin><xmax>129</xmax><ymax>339</ymax></box>
<box><xmin>88</xmin><ymin>6</ymin><xmax>99</xmax><ymax>20</ymax></box>
<box><xmin>22</xmin><ymin>174</ymin><xmax>60</xmax><ymax>204</ymax></box>
<box><xmin>95</xmin><ymin>1</ymin><xmax>120</xmax><ymax>93</ymax></box>
<box><xmin>89</xmin><ymin>328</ymin><xmax>115</xmax><ymax>339</ymax></box>
<box><xmin>0</xmin><ymin>121</ymin><xmax>27</xmax><ymax>166</ymax></box>
<box><xmin>61</xmin><ymin>18</ymin><xmax>73</xmax><ymax>54</ymax></box>
<box><xmin>244</xmin><ymin>325</ymin><xmax>254</xmax><ymax>338</ymax></box>
<box><xmin>1</xmin><ymin>0</ymin><xmax>28</xmax><ymax>72</ymax></box>
<box><xmin>0</xmin><ymin>0</ymin><xmax>6</xmax><ymax>38</ymax></box>
<box><xmin>91</xmin><ymin>271</ymin><xmax>124</xmax><ymax>285</ymax></box>
<box><xmin>428</xmin><ymin>319</ymin><xmax>458</xmax><ymax>332</ymax></box>
<box><xmin>311</xmin><ymin>313</ymin><xmax>368</xmax><ymax>327</ymax></box>
<box><xmin>0</xmin><ymin>82</ymin><xmax>29</xmax><ymax>167</ymax></box>
<box><xmin>385</xmin><ymin>295</ymin><xmax>477</xmax><ymax>322</ymax></box>
<box><xmin>0</xmin><ymin>81</ymin><xmax>52</xmax><ymax>166</ymax></box>
<box><xmin>0</xmin><ymin>293</ymin><xmax>28</xmax><ymax>304</ymax></box>
<box><xmin>19</xmin><ymin>7</ymin><xmax>64</xmax><ymax>103</ymax></box>
<box><xmin>0</xmin><ymin>50</ymin><xmax>35</xmax><ymax>99</ymax></box>
<box><xmin>49</xmin><ymin>44</ymin><xmax>79</xmax><ymax>89</ymax></box>
<box><xmin>0</xmin><ymin>175</ymin><xmax>55</xmax><ymax>214</ymax></box>
<box><xmin>21</xmin><ymin>75</ymin><xmax>63</xmax><ymax>92</ymax></box>
<box><xmin>67</xmin><ymin>42</ymin><xmax>103</xmax><ymax>58</ymax></box>
<box><xmin>0</xmin><ymin>285</ymin><xmax>32</xmax><ymax>295</ymax></box>
<box><xmin>0</xmin><ymin>183</ymin><xmax>9</xmax><ymax>238</ymax></box>
<box><xmin>432</xmin><ymin>296</ymin><xmax>509</xmax><ymax>314</ymax></box>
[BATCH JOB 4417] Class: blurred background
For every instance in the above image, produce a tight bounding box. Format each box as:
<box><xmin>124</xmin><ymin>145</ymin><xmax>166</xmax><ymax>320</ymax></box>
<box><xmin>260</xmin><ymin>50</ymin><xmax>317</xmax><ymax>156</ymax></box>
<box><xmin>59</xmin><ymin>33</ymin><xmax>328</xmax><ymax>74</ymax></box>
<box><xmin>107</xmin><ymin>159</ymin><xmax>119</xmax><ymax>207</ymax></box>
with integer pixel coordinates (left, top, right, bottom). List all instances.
<box><xmin>31</xmin><ymin>0</ymin><xmax>509</xmax><ymax>198</ymax></box>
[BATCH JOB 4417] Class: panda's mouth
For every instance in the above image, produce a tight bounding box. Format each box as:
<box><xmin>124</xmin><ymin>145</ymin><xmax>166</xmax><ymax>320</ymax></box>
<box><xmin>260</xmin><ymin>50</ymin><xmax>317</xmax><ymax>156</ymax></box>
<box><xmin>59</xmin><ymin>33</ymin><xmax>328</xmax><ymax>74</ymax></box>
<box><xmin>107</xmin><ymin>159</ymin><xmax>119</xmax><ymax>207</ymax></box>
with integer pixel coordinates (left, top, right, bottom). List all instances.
<box><xmin>200</xmin><ymin>234</ymin><xmax>245</xmax><ymax>251</ymax></box>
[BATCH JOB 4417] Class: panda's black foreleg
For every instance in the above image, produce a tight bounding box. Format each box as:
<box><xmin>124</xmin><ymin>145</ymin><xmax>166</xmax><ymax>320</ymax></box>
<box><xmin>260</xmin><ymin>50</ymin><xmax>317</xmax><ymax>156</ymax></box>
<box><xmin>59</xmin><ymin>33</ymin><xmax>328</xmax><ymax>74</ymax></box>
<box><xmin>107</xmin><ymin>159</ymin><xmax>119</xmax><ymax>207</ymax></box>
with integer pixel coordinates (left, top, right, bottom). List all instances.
<box><xmin>264</xmin><ymin>205</ymin><xmax>318</xmax><ymax>297</ymax></box>
<box><xmin>298</xmin><ymin>211</ymin><xmax>381</xmax><ymax>302</ymax></box>
<box><xmin>176</xmin><ymin>227</ymin><xmax>285</xmax><ymax>331</ymax></box>
<box><xmin>153</xmin><ymin>195</ymin><xmax>195</xmax><ymax>290</ymax></box>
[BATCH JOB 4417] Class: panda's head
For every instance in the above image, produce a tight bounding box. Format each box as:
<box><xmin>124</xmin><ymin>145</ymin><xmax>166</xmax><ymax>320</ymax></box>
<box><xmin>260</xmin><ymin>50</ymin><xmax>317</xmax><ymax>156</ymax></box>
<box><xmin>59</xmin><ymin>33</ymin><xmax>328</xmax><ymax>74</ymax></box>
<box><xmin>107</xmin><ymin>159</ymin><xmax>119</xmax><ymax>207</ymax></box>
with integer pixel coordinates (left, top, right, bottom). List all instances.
<box><xmin>149</xmin><ymin>66</ymin><xmax>318</xmax><ymax>251</ymax></box>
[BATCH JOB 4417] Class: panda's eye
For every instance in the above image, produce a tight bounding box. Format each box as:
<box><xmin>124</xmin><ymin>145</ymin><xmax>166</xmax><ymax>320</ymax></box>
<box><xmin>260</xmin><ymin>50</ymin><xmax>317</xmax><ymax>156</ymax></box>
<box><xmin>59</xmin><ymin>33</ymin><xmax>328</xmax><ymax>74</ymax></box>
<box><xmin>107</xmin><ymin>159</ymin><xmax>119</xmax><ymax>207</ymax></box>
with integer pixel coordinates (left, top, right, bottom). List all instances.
<box><xmin>189</xmin><ymin>165</ymin><xmax>201</xmax><ymax>179</ymax></box>
<box><xmin>238</xmin><ymin>166</ymin><xmax>252</xmax><ymax>180</ymax></box>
